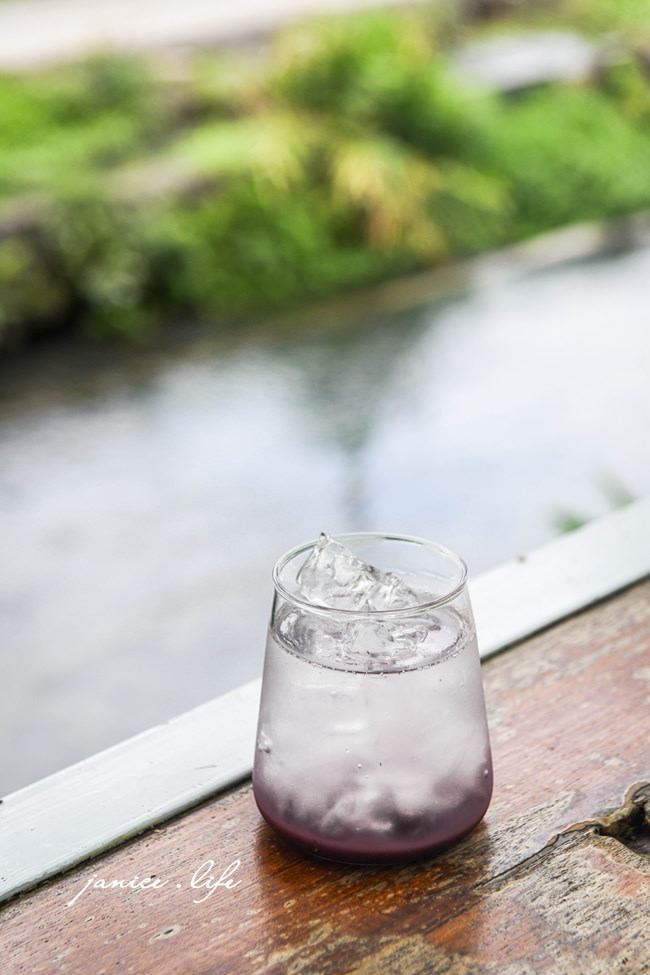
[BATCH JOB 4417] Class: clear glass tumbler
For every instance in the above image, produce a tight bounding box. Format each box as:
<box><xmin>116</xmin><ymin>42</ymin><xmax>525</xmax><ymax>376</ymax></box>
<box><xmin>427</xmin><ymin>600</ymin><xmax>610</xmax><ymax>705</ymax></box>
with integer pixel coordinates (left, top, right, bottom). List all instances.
<box><xmin>252</xmin><ymin>533</ymin><xmax>493</xmax><ymax>864</ymax></box>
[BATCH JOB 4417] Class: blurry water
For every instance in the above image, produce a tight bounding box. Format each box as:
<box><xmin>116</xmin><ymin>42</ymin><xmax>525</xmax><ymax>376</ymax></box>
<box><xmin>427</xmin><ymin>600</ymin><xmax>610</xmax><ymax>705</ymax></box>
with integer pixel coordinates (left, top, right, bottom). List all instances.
<box><xmin>1</xmin><ymin>245</ymin><xmax>649</xmax><ymax>792</ymax></box>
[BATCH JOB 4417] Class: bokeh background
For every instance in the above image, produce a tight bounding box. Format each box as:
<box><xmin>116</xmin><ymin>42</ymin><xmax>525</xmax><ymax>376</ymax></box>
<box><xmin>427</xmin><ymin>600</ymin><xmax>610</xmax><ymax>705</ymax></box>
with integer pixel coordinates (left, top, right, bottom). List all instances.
<box><xmin>1</xmin><ymin>0</ymin><xmax>649</xmax><ymax>792</ymax></box>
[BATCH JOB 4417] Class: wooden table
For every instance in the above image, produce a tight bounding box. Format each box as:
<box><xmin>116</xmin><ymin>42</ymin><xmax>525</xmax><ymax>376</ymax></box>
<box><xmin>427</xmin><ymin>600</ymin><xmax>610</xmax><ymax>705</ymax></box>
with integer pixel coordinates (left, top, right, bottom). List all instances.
<box><xmin>3</xmin><ymin>577</ymin><xmax>650</xmax><ymax>973</ymax></box>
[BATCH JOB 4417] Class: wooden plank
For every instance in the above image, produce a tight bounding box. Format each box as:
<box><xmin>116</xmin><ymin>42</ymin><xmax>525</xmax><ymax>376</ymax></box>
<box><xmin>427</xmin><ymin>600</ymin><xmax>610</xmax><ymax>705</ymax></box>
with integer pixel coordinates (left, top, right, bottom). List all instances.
<box><xmin>3</xmin><ymin>577</ymin><xmax>650</xmax><ymax>973</ymax></box>
<box><xmin>1</xmin><ymin>498</ymin><xmax>649</xmax><ymax>907</ymax></box>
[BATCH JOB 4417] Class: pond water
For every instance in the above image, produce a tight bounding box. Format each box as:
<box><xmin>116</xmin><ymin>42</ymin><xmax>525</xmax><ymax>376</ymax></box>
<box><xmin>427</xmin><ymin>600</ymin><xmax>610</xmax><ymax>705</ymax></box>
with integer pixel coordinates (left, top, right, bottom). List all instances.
<box><xmin>2</xmin><ymin>243</ymin><xmax>649</xmax><ymax>793</ymax></box>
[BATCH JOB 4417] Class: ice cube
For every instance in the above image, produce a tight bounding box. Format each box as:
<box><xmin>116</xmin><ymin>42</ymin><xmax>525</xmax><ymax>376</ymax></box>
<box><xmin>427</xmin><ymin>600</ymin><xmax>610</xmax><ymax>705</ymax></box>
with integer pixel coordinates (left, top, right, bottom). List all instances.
<box><xmin>277</xmin><ymin>605</ymin><xmax>344</xmax><ymax>659</ymax></box>
<box><xmin>346</xmin><ymin>617</ymin><xmax>437</xmax><ymax>670</ymax></box>
<box><xmin>296</xmin><ymin>533</ymin><xmax>424</xmax><ymax>611</ymax></box>
<box><xmin>320</xmin><ymin>782</ymin><xmax>395</xmax><ymax>838</ymax></box>
<box><xmin>279</xmin><ymin>535</ymin><xmax>446</xmax><ymax>669</ymax></box>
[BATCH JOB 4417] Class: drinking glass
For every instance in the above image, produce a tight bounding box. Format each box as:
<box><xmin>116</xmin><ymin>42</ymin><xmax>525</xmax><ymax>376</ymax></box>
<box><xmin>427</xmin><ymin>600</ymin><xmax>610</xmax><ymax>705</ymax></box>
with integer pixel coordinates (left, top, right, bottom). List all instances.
<box><xmin>252</xmin><ymin>533</ymin><xmax>493</xmax><ymax>864</ymax></box>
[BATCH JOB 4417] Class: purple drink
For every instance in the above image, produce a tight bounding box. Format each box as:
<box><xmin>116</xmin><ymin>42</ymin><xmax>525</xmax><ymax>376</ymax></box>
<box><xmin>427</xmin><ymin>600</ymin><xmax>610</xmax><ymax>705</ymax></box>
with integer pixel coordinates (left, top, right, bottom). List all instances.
<box><xmin>253</xmin><ymin>534</ymin><xmax>493</xmax><ymax>865</ymax></box>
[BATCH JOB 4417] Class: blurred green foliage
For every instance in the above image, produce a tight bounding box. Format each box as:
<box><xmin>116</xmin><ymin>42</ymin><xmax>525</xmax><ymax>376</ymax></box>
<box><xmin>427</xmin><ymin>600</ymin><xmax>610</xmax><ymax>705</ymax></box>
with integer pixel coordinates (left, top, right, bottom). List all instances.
<box><xmin>469</xmin><ymin>84</ymin><xmax>650</xmax><ymax>240</ymax></box>
<box><xmin>272</xmin><ymin>12</ymin><xmax>483</xmax><ymax>156</ymax></box>
<box><xmin>552</xmin><ymin>474</ymin><xmax>637</xmax><ymax>533</ymax></box>
<box><xmin>556</xmin><ymin>0</ymin><xmax>650</xmax><ymax>37</ymax></box>
<box><xmin>1</xmin><ymin>7</ymin><xmax>650</xmax><ymax>346</ymax></box>
<box><xmin>0</xmin><ymin>56</ymin><xmax>162</xmax><ymax>198</ymax></box>
<box><xmin>460</xmin><ymin>0</ymin><xmax>650</xmax><ymax>39</ymax></box>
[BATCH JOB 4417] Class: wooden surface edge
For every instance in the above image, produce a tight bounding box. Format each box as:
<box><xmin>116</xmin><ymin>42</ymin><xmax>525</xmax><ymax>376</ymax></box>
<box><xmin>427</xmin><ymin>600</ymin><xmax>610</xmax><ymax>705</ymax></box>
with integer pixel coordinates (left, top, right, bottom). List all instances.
<box><xmin>4</xmin><ymin>576</ymin><xmax>650</xmax><ymax>974</ymax></box>
<box><xmin>1</xmin><ymin>498</ymin><xmax>649</xmax><ymax>905</ymax></box>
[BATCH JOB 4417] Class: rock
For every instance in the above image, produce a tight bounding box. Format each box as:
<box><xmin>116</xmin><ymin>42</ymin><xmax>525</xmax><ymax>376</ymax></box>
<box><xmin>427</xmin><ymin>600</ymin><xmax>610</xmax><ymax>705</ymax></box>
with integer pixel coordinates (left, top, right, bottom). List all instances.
<box><xmin>451</xmin><ymin>31</ymin><xmax>600</xmax><ymax>92</ymax></box>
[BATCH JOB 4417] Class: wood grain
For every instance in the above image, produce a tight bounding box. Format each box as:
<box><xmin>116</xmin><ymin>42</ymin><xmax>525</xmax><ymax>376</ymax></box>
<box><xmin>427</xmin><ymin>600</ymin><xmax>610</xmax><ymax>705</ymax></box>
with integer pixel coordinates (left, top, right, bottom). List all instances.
<box><xmin>3</xmin><ymin>578</ymin><xmax>650</xmax><ymax>974</ymax></box>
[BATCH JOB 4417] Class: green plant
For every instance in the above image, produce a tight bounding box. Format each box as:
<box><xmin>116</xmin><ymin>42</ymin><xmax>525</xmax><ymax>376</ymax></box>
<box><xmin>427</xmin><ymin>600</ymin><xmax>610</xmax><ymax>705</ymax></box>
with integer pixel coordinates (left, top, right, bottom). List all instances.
<box><xmin>472</xmin><ymin>84</ymin><xmax>650</xmax><ymax>240</ymax></box>
<box><xmin>3</xmin><ymin>8</ymin><xmax>650</xmax><ymax>347</ymax></box>
<box><xmin>0</xmin><ymin>55</ymin><xmax>164</xmax><ymax>202</ymax></box>
<box><xmin>273</xmin><ymin>11</ymin><xmax>491</xmax><ymax>157</ymax></box>
<box><xmin>557</xmin><ymin>0</ymin><xmax>650</xmax><ymax>38</ymax></box>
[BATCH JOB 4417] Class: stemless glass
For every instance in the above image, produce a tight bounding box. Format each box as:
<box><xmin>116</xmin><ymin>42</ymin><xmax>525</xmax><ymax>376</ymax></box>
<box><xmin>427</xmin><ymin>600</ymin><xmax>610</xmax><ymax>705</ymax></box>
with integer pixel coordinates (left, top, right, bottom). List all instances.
<box><xmin>252</xmin><ymin>533</ymin><xmax>493</xmax><ymax>864</ymax></box>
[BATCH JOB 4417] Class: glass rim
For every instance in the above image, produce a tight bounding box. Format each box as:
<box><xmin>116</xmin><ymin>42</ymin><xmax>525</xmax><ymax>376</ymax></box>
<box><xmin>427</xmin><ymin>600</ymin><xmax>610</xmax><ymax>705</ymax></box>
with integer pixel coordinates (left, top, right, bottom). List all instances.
<box><xmin>272</xmin><ymin>532</ymin><xmax>468</xmax><ymax>618</ymax></box>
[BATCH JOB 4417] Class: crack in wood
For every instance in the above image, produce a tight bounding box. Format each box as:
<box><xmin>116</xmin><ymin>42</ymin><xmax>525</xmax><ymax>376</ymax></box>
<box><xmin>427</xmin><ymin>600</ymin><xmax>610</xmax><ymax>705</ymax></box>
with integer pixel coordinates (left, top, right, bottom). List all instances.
<box><xmin>475</xmin><ymin>826</ymin><xmax>596</xmax><ymax>894</ymax></box>
<box><xmin>476</xmin><ymin>782</ymin><xmax>650</xmax><ymax>894</ymax></box>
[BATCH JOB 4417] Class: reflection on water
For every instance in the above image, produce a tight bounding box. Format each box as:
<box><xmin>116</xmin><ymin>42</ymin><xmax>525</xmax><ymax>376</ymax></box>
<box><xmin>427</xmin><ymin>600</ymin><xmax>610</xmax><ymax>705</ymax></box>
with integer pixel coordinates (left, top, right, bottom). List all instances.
<box><xmin>1</xmin><ymin>246</ymin><xmax>649</xmax><ymax>792</ymax></box>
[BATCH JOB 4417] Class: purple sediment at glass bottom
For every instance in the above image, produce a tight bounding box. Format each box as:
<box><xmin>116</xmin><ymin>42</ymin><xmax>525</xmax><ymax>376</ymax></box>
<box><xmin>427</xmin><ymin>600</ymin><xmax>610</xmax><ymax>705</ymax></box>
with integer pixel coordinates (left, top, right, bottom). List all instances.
<box><xmin>253</xmin><ymin>768</ymin><xmax>493</xmax><ymax>865</ymax></box>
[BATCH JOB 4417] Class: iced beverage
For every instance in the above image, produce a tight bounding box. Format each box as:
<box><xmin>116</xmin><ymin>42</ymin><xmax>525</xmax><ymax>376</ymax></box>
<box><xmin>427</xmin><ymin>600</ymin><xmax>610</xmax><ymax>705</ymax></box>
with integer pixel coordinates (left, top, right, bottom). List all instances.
<box><xmin>253</xmin><ymin>533</ymin><xmax>493</xmax><ymax>864</ymax></box>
